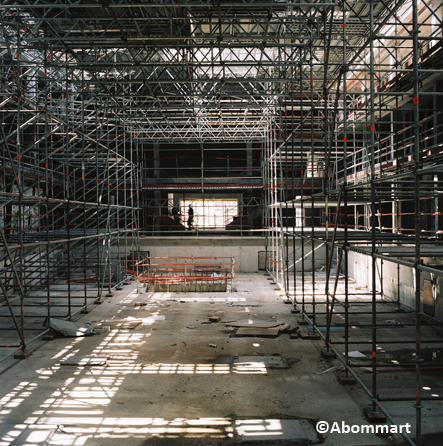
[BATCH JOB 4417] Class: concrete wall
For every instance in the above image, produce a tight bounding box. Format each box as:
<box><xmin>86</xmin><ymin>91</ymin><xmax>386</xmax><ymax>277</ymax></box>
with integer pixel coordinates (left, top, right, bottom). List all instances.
<box><xmin>347</xmin><ymin>250</ymin><xmax>443</xmax><ymax>322</ymax></box>
<box><xmin>137</xmin><ymin>236</ymin><xmax>266</xmax><ymax>272</ymax></box>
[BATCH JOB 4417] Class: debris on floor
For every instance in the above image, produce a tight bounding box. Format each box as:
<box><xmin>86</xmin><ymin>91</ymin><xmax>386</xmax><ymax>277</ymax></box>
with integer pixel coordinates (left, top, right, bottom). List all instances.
<box><xmin>315</xmin><ymin>365</ymin><xmax>344</xmax><ymax>375</ymax></box>
<box><xmin>280</xmin><ymin>324</ymin><xmax>300</xmax><ymax>334</ymax></box>
<box><xmin>226</xmin><ymin>319</ymin><xmax>284</xmax><ymax>328</ymax></box>
<box><xmin>227</xmin><ymin>301</ymin><xmax>260</xmax><ymax>307</ymax></box>
<box><xmin>234</xmin><ymin>327</ymin><xmax>280</xmax><ymax>337</ymax></box>
<box><xmin>215</xmin><ymin>355</ymin><xmax>298</xmax><ymax>370</ymax></box>
<box><xmin>209</xmin><ymin>316</ymin><xmax>221</xmax><ymax>322</ymax></box>
<box><xmin>44</xmin><ymin>318</ymin><xmax>96</xmax><ymax>337</ymax></box>
<box><xmin>120</xmin><ymin>322</ymin><xmax>141</xmax><ymax>329</ymax></box>
<box><xmin>345</xmin><ymin>351</ymin><xmax>367</xmax><ymax>358</ymax></box>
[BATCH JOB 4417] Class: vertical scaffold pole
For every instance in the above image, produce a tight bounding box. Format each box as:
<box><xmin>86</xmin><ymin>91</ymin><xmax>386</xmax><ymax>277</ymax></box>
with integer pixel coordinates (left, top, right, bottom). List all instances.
<box><xmin>412</xmin><ymin>0</ymin><xmax>422</xmax><ymax>443</ymax></box>
<box><xmin>369</xmin><ymin>0</ymin><xmax>378</xmax><ymax>411</ymax></box>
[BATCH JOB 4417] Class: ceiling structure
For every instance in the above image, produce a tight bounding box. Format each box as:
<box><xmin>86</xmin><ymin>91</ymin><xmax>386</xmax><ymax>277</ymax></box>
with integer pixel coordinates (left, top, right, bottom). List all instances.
<box><xmin>2</xmin><ymin>0</ymin><xmax>412</xmax><ymax>144</ymax></box>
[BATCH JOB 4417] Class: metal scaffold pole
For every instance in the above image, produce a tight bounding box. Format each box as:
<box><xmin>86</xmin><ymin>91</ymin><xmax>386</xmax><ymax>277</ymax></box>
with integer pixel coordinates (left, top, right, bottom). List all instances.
<box><xmin>369</xmin><ymin>0</ymin><xmax>378</xmax><ymax>415</ymax></box>
<box><xmin>0</xmin><ymin>0</ymin><xmax>442</xmax><ymax>442</ymax></box>
<box><xmin>412</xmin><ymin>0</ymin><xmax>422</xmax><ymax>443</ymax></box>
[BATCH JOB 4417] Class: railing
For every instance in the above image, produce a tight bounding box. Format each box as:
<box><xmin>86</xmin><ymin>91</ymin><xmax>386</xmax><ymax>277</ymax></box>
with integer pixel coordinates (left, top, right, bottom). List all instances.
<box><xmin>129</xmin><ymin>256</ymin><xmax>237</xmax><ymax>292</ymax></box>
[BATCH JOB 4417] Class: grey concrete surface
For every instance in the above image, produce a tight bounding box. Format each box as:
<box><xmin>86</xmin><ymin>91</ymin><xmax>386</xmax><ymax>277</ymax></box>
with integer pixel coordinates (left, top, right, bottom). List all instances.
<box><xmin>138</xmin><ymin>236</ymin><xmax>266</xmax><ymax>272</ymax></box>
<box><xmin>0</xmin><ymin>273</ymin><xmax>441</xmax><ymax>446</ymax></box>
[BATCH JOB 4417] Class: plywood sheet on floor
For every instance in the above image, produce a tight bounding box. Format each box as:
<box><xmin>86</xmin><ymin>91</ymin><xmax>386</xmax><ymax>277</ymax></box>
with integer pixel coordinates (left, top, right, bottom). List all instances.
<box><xmin>227</xmin><ymin>319</ymin><xmax>283</xmax><ymax>328</ymax></box>
<box><xmin>235</xmin><ymin>327</ymin><xmax>280</xmax><ymax>337</ymax></box>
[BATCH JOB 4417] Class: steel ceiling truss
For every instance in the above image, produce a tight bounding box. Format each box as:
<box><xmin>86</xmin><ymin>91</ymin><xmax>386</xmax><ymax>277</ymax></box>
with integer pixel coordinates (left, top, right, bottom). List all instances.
<box><xmin>1</xmin><ymin>0</ymin><xmax>354</xmax><ymax>143</ymax></box>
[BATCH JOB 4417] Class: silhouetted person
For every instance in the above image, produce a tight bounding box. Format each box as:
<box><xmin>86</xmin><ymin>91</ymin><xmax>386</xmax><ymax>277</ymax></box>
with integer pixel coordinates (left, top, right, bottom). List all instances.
<box><xmin>187</xmin><ymin>204</ymin><xmax>194</xmax><ymax>229</ymax></box>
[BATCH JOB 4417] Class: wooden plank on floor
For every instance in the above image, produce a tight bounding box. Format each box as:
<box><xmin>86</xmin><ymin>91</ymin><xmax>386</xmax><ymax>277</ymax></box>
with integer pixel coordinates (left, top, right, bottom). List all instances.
<box><xmin>235</xmin><ymin>327</ymin><xmax>280</xmax><ymax>337</ymax></box>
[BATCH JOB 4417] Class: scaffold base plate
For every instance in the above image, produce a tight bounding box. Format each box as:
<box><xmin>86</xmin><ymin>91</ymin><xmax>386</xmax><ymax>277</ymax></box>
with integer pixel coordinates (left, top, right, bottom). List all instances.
<box><xmin>301</xmin><ymin>332</ymin><xmax>321</xmax><ymax>340</ymax></box>
<box><xmin>337</xmin><ymin>372</ymin><xmax>356</xmax><ymax>385</ymax></box>
<box><xmin>42</xmin><ymin>333</ymin><xmax>56</xmax><ymax>341</ymax></box>
<box><xmin>81</xmin><ymin>308</ymin><xmax>91</xmax><ymax>314</ymax></box>
<box><xmin>363</xmin><ymin>406</ymin><xmax>387</xmax><ymax>423</ymax></box>
<box><xmin>321</xmin><ymin>349</ymin><xmax>337</xmax><ymax>359</ymax></box>
<box><xmin>14</xmin><ymin>350</ymin><xmax>33</xmax><ymax>360</ymax></box>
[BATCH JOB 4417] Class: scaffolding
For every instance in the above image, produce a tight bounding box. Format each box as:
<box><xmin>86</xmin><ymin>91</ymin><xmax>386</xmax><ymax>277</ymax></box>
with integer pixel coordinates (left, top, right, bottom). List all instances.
<box><xmin>0</xmin><ymin>7</ymin><xmax>141</xmax><ymax>362</ymax></box>
<box><xmin>1</xmin><ymin>0</ymin><xmax>443</xmax><ymax>444</ymax></box>
<box><xmin>264</xmin><ymin>1</ymin><xmax>443</xmax><ymax>445</ymax></box>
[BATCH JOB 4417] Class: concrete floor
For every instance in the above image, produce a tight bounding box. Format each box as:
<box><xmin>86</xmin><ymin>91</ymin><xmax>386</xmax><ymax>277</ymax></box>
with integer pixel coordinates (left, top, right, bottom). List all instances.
<box><xmin>0</xmin><ymin>273</ymin><xmax>441</xmax><ymax>446</ymax></box>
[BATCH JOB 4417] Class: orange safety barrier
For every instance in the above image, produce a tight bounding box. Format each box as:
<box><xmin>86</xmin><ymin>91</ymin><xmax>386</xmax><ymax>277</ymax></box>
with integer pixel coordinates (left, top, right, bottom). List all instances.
<box><xmin>131</xmin><ymin>268</ymin><xmax>232</xmax><ymax>272</ymax></box>
<box><xmin>128</xmin><ymin>255</ymin><xmax>236</xmax><ymax>289</ymax></box>
<box><xmin>140</xmin><ymin>276</ymin><xmax>236</xmax><ymax>284</ymax></box>
<box><xmin>136</xmin><ymin>262</ymin><xmax>236</xmax><ymax>267</ymax></box>
<box><xmin>138</xmin><ymin>256</ymin><xmax>234</xmax><ymax>259</ymax></box>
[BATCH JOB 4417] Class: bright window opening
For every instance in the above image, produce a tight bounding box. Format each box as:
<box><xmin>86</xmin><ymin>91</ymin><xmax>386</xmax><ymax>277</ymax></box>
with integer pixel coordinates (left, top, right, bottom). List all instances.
<box><xmin>296</xmin><ymin>208</ymin><xmax>303</xmax><ymax>227</ymax></box>
<box><xmin>180</xmin><ymin>199</ymin><xmax>238</xmax><ymax>229</ymax></box>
